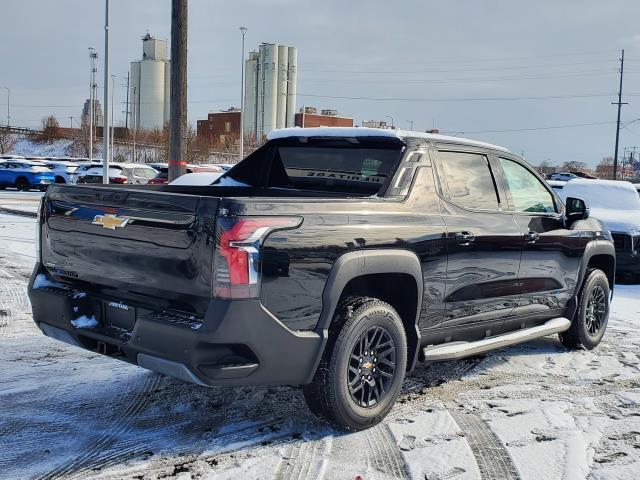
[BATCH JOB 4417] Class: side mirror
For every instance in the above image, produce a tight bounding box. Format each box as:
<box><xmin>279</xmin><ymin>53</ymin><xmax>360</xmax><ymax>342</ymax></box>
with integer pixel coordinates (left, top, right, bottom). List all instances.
<box><xmin>565</xmin><ymin>197</ymin><xmax>589</xmax><ymax>224</ymax></box>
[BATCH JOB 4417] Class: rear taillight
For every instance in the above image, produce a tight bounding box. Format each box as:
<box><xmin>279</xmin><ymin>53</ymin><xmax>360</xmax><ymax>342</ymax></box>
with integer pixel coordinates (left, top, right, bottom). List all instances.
<box><xmin>110</xmin><ymin>176</ymin><xmax>128</xmax><ymax>184</ymax></box>
<box><xmin>213</xmin><ymin>216</ymin><xmax>301</xmax><ymax>299</ymax></box>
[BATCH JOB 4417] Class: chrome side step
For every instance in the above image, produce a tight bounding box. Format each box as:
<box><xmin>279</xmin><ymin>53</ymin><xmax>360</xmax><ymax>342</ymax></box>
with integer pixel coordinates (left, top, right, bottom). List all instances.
<box><xmin>423</xmin><ymin>317</ymin><xmax>571</xmax><ymax>362</ymax></box>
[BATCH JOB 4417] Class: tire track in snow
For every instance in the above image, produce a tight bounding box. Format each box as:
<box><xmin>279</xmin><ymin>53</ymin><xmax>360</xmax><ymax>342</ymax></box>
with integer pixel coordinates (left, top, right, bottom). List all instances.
<box><xmin>275</xmin><ymin>436</ymin><xmax>331</xmax><ymax>480</ymax></box>
<box><xmin>445</xmin><ymin>401</ymin><xmax>520</xmax><ymax>480</ymax></box>
<box><xmin>36</xmin><ymin>372</ymin><xmax>165</xmax><ymax>480</ymax></box>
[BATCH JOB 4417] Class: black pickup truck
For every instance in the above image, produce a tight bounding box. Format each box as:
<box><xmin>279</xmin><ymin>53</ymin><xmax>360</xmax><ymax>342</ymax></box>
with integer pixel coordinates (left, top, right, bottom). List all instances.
<box><xmin>29</xmin><ymin>127</ymin><xmax>615</xmax><ymax>430</ymax></box>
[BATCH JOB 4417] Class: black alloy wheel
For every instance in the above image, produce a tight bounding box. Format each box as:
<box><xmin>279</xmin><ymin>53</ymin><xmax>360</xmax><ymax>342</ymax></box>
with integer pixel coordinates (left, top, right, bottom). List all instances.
<box><xmin>585</xmin><ymin>285</ymin><xmax>606</xmax><ymax>336</ymax></box>
<box><xmin>348</xmin><ymin>326</ymin><xmax>396</xmax><ymax>408</ymax></box>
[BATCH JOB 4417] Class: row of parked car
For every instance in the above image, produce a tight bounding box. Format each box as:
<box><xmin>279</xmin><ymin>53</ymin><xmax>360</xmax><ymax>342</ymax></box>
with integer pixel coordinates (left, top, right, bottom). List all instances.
<box><xmin>0</xmin><ymin>155</ymin><xmax>232</xmax><ymax>190</ymax></box>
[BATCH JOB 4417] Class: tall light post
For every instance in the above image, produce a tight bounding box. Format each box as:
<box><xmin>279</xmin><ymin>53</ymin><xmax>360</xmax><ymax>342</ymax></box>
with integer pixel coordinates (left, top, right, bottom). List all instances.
<box><xmin>1</xmin><ymin>87</ymin><xmax>9</xmax><ymax>127</ymax></box>
<box><xmin>385</xmin><ymin>115</ymin><xmax>395</xmax><ymax>129</ymax></box>
<box><xmin>102</xmin><ymin>0</ymin><xmax>111</xmax><ymax>183</ymax></box>
<box><xmin>407</xmin><ymin>120</ymin><xmax>414</xmax><ymax>131</ymax></box>
<box><xmin>111</xmin><ymin>74</ymin><xmax>115</xmax><ymax>161</ymax></box>
<box><xmin>88</xmin><ymin>48</ymin><xmax>97</xmax><ymax>162</ymax></box>
<box><xmin>239</xmin><ymin>26</ymin><xmax>247</xmax><ymax>160</ymax></box>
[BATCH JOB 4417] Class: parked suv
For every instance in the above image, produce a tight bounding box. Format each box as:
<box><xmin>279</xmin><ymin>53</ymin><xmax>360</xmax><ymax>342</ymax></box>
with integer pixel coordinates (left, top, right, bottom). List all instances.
<box><xmin>29</xmin><ymin>127</ymin><xmax>615</xmax><ymax>431</ymax></box>
<box><xmin>0</xmin><ymin>160</ymin><xmax>56</xmax><ymax>190</ymax></box>
<box><xmin>560</xmin><ymin>179</ymin><xmax>639</xmax><ymax>280</ymax></box>
<box><xmin>40</xmin><ymin>160</ymin><xmax>80</xmax><ymax>184</ymax></box>
<box><xmin>76</xmin><ymin>163</ymin><xmax>158</xmax><ymax>184</ymax></box>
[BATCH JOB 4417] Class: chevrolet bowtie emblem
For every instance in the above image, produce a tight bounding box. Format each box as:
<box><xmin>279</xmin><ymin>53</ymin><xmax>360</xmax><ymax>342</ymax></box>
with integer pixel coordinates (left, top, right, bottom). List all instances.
<box><xmin>92</xmin><ymin>214</ymin><xmax>129</xmax><ymax>230</ymax></box>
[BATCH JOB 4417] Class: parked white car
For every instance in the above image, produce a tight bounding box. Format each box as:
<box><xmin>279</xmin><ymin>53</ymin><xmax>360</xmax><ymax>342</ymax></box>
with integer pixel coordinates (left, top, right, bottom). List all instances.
<box><xmin>39</xmin><ymin>160</ymin><xmax>79</xmax><ymax>184</ymax></box>
<box><xmin>559</xmin><ymin>179</ymin><xmax>640</xmax><ymax>280</ymax></box>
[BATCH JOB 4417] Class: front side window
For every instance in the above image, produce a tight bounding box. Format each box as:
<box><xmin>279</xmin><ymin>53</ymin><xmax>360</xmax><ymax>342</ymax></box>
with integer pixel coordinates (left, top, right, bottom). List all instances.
<box><xmin>439</xmin><ymin>151</ymin><xmax>499</xmax><ymax>210</ymax></box>
<box><xmin>499</xmin><ymin>158</ymin><xmax>556</xmax><ymax>213</ymax></box>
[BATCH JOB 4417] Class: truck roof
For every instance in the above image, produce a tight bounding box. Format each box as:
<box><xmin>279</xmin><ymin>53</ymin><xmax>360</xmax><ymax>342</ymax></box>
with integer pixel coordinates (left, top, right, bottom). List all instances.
<box><xmin>267</xmin><ymin>127</ymin><xmax>510</xmax><ymax>153</ymax></box>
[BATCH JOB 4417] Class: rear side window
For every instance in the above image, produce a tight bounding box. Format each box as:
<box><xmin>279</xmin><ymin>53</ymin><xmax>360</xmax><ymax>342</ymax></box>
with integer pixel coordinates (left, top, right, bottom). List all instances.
<box><xmin>439</xmin><ymin>151</ymin><xmax>499</xmax><ymax>210</ymax></box>
<box><xmin>499</xmin><ymin>158</ymin><xmax>556</xmax><ymax>213</ymax></box>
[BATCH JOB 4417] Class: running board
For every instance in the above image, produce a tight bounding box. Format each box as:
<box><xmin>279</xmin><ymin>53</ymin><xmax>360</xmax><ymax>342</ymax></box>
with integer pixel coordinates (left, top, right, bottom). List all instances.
<box><xmin>423</xmin><ymin>317</ymin><xmax>571</xmax><ymax>362</ymax></box>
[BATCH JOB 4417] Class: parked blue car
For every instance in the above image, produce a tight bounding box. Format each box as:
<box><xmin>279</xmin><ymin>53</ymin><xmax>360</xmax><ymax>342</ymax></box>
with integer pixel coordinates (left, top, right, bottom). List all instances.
<box><xmin>0</xmin><ymin>160</ymin><xmax>56</xmax><ymax>191</ymax></box>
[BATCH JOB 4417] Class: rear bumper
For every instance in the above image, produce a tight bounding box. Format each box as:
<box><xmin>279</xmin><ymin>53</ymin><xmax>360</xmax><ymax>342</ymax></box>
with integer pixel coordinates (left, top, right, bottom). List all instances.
<box><xmin>28</xmin><ymin>265</ymin><xmax>325</xmax><ymax>387</ymax></box>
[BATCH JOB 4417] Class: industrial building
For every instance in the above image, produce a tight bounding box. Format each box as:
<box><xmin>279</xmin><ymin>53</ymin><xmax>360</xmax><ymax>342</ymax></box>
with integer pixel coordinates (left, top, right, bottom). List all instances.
<box><xmin>197</xmin><ymin>108</ymin><xmax>241</xmax><ymax>147</ymax></box>
<box><xmin>361</xmin><ymin>120</ymin><xmax>391</xmax><ymax>129</ymax></box>
<box><xmin>243</xmin><ymin>43</ymin><xmax>297</xmax><ymax>141</ymax></box>
<box><xmin>294</xmin><ymin>107</ymin><xmax>353</xmax><ymax>128</ymax></box>
<box><xmin>80</xmin><ymin>99</ymin><xmax>103</xmax><ymax>128</ymax></box>
<box><xmin>129</xmin><ymin>34</ymin><xmax>171</xmax><ymax>131</ymax></box>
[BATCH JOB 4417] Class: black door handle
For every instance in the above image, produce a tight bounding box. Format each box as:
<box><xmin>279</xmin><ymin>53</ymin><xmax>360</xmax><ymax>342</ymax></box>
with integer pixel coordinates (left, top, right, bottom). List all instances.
<box><xmin>455</xmin><ymin>231</ymin><xmax>475</xmax><ymax>245</ymax></box>
<box><xmin>524</xmin><ymin>231</ymin><xmax>540</xmax><ymax>243</ymax></box>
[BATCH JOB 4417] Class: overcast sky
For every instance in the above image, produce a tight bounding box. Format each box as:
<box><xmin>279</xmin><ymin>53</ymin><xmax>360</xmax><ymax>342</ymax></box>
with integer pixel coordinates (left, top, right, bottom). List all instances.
<box><xmin>2</xmin><ymin>0</ymin><xmax>640</xmax><ymax>167</ymax></box>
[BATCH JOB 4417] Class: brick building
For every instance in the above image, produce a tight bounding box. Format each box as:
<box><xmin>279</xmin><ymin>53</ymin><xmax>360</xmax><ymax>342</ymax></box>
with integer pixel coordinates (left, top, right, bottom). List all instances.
<box><xmin>197</xmin><ymin>108</ymin><xmax>241</xmax><ymax>147</ymax></box>
<box><xmin>294</xmin><ymin>107</ymin><xmax>353</xmax><ymax>128</ymax></box>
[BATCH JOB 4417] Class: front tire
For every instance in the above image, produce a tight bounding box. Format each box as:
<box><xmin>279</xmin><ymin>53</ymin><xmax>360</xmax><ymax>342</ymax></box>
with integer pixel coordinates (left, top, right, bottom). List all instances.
<box><xmin>15</xmin><ymin>177</ymin><xmax>29</xmax><ymax>191</ymax></box>
<box><xmin>303</xmin><ymin>296</ymin><xmax>407</xmax><ymax>431</ymax></box>
<box><xmin>560</xmin><ymin>268</ymin><xmax>610</xmax><ymax>350</ymax></box>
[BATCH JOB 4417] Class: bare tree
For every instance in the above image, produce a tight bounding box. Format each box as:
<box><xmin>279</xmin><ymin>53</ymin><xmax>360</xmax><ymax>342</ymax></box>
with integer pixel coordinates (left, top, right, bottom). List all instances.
<box><xmin>67</xmin><ymin>127</ymin><xmax>98</xmax><ymax>158</ymax></box>
<box><xmin>562</xmin><ymin>160</ymin><xmax>587</xmax><ymax>172</ymax></box>
<box><xmin>0</xmin><ymin>128</ymin><xmax>19</xmax><ymax>154</ymax></box>
<box><xmin>41</xmin><ymin>115</ymin><xmax>61</xmax><ymax>143</ymax></box>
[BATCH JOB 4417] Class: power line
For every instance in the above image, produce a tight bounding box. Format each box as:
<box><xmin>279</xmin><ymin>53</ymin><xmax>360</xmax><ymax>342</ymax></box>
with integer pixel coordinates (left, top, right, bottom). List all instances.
<box><xmin>297</xmin><ymin>92</ymin><xmax>620</xmax><ymax>103</ymax></box>
<box><xmin>300</xmin><ymin>59</ymin><xmax>618</xmax><ymax>75</ymax></box>
<box><xmin>444</xmin><ymin>120</ymin><xmax>623</xmax><ymax>135</ymax></box>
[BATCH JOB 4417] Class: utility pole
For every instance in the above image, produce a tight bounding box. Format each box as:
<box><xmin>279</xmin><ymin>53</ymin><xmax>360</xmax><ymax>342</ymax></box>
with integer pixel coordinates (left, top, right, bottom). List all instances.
<box><xmin>407</xmin><ymin>120</ymin><xmax>414</xmax><ymax>131</ymax></box>
<box><xmin>102</xmin><ymin>0</ymin><xmax>111</xmax><ymax>183</ymax></box>
<box><xmin>124</xmin><ymin>72</ymin><xmax>130</xmax><ymax>130</ymax></box>
<box><xmin>612</xmin><ymin>49</ymin><xmax>627</xmax><ymax>180</ymax></box>
<box><xmin>88</xmin><ymin>48</ymin><xmax>97</xmax><ymax>162</ymax></box>
<box><xmin>239</xmin><ymin>26</ymin><xmax>247</xmax><ymax>160</ymax></box>
<box><xmin>168</xmin><ymin>0</ymin><xmax>188</xmax><ymax>182</ymax></box>
<box><xmin>69</xmin><ymin>116</ymin><xmax>74</xmax><ymax>128</ymax></box>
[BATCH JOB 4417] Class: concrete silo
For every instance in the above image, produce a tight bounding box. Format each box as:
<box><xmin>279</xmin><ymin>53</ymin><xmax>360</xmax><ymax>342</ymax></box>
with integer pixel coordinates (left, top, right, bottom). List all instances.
<box><xmin>129</xmin><ymin>34</ymin><xmax>171</xmax><ymax>131</ymax></box>
<box><xmin>286</xmin><ymin>47</ymin><xmax>297</xmax><ymax>128</ymax></box>
<box><xmin>243</xmin><ymin>42</ymin><xmax>298</xmax><ymax>142</ymax></box>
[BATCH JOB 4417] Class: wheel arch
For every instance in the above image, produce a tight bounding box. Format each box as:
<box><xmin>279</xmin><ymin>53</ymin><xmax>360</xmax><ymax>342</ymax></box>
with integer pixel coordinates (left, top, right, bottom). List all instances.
<box><xmin>316</xmin><ymin>249</ymin><xmax>423</xmax><ymax>372</ymax></box>
<box><xmin>566</xmin><ymin>240</ymin><xmax>616</xmax><ymax>320</ymax></box>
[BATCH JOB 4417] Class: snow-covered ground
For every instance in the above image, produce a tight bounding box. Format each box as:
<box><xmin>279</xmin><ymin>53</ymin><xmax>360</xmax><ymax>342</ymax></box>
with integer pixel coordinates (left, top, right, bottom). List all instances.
<box><xmin>1</xmin><ymin>210</ymin><xmax>639</xmax><ymax>480</ymax></box>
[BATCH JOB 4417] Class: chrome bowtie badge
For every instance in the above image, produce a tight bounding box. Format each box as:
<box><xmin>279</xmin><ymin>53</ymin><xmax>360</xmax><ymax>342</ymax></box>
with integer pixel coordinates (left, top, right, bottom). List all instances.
<box><xmin>91</xmin><ymin>214</ymin><xmax>129</xmax><ymax>230</ymax></box>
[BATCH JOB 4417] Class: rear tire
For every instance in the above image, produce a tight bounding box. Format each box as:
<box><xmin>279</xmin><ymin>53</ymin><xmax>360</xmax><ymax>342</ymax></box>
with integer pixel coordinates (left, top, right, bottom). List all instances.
<box><xmin>559</xmin><ymin>268</ymin><xmax>610</xmax><ymax>350</ymax></box>
<box><xmin>15</xmin><ymin>177</ymin><xmax>29</xmax><ymax>191</ymax></box>
<box><xmin>303</xmin><ymin>296</ymin><xmax>407</xmax><ymax>431</ymax></box>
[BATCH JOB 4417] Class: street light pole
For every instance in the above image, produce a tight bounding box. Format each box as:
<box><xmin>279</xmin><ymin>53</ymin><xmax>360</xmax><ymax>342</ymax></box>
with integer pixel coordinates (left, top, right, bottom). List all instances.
<box><xmin>88</xmin><ymin>48</ymin><xmax>97</xmax><ymax>162</ymax></box>
<box><xmin>102</xmin><ymin>0</ymin><xmax>111</xmax><ymax>183</ymax></box>
<box><xmin>385</xmin><ymin>115</ymin><xmax>395</xmax><ymax>129</ymax></box>
<box><xmin>1</xmin><ymin>87</ymin><xmax>9</xmax><ymax>127</ymax></box>
<box><xmin>407</xmin><ymin>120</ymin><xmax>413</xmax><ymax>131</ymax></box>
<box><xmin>111</xmin><ymin>74</ymin><xmax>115</xmax><ymax>161</ymax></box>
<box><xmin>239</xmin><ymin>27</ymin><xmax>247</xmax><ymax>160</ymax></box>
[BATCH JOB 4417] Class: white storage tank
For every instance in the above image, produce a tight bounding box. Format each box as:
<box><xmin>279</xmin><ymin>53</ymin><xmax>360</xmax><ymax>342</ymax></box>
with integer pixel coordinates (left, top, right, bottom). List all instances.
<box><xmin>286</xmin><ymin>46</ymin><xmax>297</xmax><ymax>128</ymax></box>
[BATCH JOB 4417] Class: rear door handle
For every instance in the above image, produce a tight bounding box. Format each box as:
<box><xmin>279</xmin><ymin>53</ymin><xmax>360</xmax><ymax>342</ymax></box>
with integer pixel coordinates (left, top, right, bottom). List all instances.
<box><xmin>524</xmin><ymin>231</ymin><xmax>540</xmax><ymax>243</ymax></box>
<box><xmin>455</xmin><ymin>231</ymin><xmax>475</xmax><ymax>245</ymax></box>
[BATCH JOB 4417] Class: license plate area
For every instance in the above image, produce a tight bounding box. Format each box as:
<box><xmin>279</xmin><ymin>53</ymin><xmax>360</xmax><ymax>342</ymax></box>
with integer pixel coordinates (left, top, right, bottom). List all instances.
<box><xmin>104</xmin><ymin>300</ymin><xmax>136</xmax><ymax>331</ymax></box>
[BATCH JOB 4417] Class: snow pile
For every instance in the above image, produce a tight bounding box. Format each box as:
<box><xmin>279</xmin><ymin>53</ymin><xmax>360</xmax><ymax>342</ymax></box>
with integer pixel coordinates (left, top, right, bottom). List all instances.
<box><xmin>169</xmin><ymin>172</ymin><xmax>223</xmax><ymax>186</ymax></box>
<box><xmin>70</xmin><ymin>315</ymin><xmax>98</xmax><ymax>329</ymax></box>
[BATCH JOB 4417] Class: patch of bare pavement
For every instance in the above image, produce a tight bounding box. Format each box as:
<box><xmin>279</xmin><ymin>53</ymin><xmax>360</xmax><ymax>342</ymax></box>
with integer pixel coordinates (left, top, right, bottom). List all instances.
<box><xmin>1</xmin><ymin>214</ymin><xmax>639</xmax><ymax>479</ymax></box>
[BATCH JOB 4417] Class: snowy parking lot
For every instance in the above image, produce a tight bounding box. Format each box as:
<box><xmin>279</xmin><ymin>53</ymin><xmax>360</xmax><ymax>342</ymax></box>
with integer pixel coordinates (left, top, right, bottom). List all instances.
<box><xmin>1</xmin><ymin>204</ymin><xmax>640</xmax><ymax>480</ymax></box>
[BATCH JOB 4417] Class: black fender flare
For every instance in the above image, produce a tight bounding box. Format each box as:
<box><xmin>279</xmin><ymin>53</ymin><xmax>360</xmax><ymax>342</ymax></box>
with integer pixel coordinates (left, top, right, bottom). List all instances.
<box><xmin>577</xmin><ymin>240</ymin><xmax>616</xmax><ymax>291</ymax></box>
<box><xmin>566</xmin><ymin>239</ymin><xmax>616</xmax><ymax>320</ymax></box>
<box><xmin>311</xmin><ymin>249</ymin><xmax>424</xmax><ymax>376</ymax></box>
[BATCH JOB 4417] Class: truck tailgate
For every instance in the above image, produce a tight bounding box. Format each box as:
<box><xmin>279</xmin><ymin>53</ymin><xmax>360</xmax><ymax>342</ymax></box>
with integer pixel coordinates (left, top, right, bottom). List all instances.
<box><xmin>40</xmin><ymin>185</ymin><xmax>219</xmax><ymax>311</ymax></box>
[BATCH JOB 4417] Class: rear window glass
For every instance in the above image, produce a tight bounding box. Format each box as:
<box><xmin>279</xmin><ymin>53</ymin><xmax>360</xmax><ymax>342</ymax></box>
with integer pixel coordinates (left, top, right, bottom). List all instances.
<box><xmin>269</xmin><ymin>146</ymin><xmax>402</xmax><ymax>194</ymax></box>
